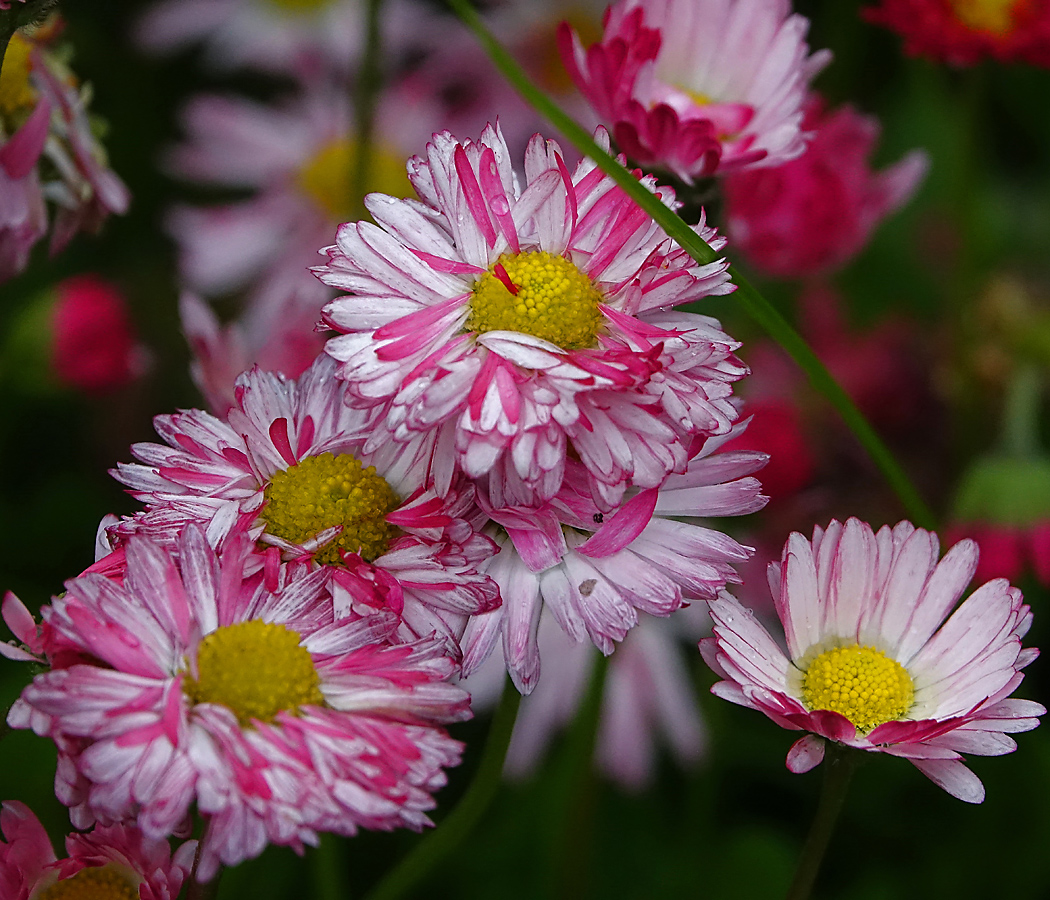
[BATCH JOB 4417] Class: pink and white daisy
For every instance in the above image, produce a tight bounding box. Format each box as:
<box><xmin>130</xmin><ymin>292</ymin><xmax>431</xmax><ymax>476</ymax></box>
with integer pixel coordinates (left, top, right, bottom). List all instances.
<box><xmin>0</xmin><ymin>28</ymin><xmax>129</xmax><ymax>283</ymax></box>
<box><xmin>317</xmin><ymin>124</ymin><xmax>744</xmax><ymax>510</ymax></box>
<box><xmin>0</xmin><ymin>801</ymin><xmax>195</xmax><ymax>900</ymax></box>
<box><xmin>558</xmin><ymin>0</ymin><xmax>831</xmax><ymax>182</ymax></box>
<box><xmin>460</xmin><ymin>424</ymin><xmax>767</xmax><ymax>693</ymax></box>
<box><xmin>6</xmin><ymin>526</ymin><xmax>471</xmax><ymax>880</ymax></box>
<box><xmin>701</xmin><ymin>518</ymin><xmax>1044</xmax><ymax>803</ymax></box>
<box><xmin>111</xmin><ymin>354</ymin><xmax>498</xmax><ymax>650</ymax></box>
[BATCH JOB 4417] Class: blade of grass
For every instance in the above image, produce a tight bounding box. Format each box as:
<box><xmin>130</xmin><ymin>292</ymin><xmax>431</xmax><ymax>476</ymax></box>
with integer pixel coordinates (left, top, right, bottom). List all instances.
<box><xmin>446</xmin><ymin>0</ymin><xmax>935</xmax><ymax>530</ymax></box>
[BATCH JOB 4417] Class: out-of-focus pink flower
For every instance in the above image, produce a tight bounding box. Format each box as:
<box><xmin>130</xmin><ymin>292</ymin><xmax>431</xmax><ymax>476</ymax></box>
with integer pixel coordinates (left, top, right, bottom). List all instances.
<box><xmin>134</xmin><ymin>0</ymin><xmax>399</xmax><ymax>78</ymax></box>
<box><xmin>559</xmin><ymin>0</ymin><xmax>830</xmax><ymax>182</ymax></box>
<box><xmin>724</xmin><ymin>96</ymin><xmax>928</xmax><ymax>279</ymax></box>
<box><xmin>6</xmin><ymin>527</ymin><xmax>471</xmax><ymax>880</ymax></box>
<box><xmin>0</xmin><ymin>801</ymin><xmax>195</xmax><ymax>900</ymax></box>
<box><xmin>722</xmin><ymin>400</ymin><xmax>814</xmax><ymax>500</ymax></box>
<box><xmin>317</xmin><ymin>124</ymin><xmax>742</xmax><ymax>510</ymax></box>
<box><xmin>164</xmin><ymin>83</ymin><xmax>421</xmax><ymax>411</ymax></box>
<box><xmin>50</xmin><ymin>274</ymin><xmax>147</xmax><ymax>394</ymax></box>
<box><xmin>702</xmin><ymin>518</ymin><xmax>1044</xmax><ymax>803</ymax></box>
<box><xmin>0</xmin><ymin>30</ymin><xmax>129</xmax><ymax>284</ymax></box>
<box><xmin>865</xmin><ymin>0</ymin><xmax>1050</xmax><ymax>67</ymax></box>
<box><xmin>465</xmin><ymin>610</ymin><xmax>708</xmax><ymax>790</ymax></box>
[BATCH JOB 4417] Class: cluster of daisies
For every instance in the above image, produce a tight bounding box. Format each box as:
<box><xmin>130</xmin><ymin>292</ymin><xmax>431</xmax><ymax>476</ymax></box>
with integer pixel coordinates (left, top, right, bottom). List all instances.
<box><xmin>1</xmin><ymin>0</ymin><xmax>1046</xmax><ymax>894</ymax></box>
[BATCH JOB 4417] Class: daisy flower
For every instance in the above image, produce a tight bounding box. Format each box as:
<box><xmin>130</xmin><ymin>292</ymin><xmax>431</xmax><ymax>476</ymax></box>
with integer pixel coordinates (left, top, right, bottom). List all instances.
<box><xmin>0</xmin><ymin>801</ymin><xmax>195</xmax><ymax>900</ymax></box>
<box><xmin>317</xmin><ymin>124</ymin><xmax>743</xmax><ymax>510</ymax></box>
<box><xmin>461</xmin><ymin>424</ymin><xmax>767</xmax><ymax>693</ymax></box>
<box><xmin>111</xmin><ymin>354</ymin><xmax>498</xmax><ymax>649</ymax></box>
<box><xmin>865</xmin><ymin>0</ymin><xmax>1050</xmax><ymax>68</ymax></box>
<box><xmin>6</xmin><ymin>526</ymin><xmax>471</xmax><ymax>880</ymax></box>
<box><xmin>701</xmin><ymin>518</ymin><xmax>1044</xmax><ymax>803</ymax></box>
<box><xmin>558</xmin><ymin>0</ymin><xmax>831</xmax><ymax>183</ymax></box>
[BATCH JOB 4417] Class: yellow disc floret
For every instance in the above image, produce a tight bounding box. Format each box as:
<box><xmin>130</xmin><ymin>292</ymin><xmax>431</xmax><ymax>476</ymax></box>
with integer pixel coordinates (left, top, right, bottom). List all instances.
<box><xmin>801</xmin><ymin>644</ymin><xmax>914</xmax><ymax>733</ymax></box>
<box><xmin>259</xmin><ymin>452</ymin><xmax>401</xmax><ymax>565</ymax></box>
<box><xmin>185</xmin><ymin>620</ymin><xmax>324</xmax><ymax>727</ymax></box>
<box><xmin>37</xmin><ymin>866</ymin><xmax>138</xmax><ymax>900</ymax></box>
<box><xmin>0</xmin><ymin>34</ymin><xmax>38</xmax><ymax>119</ymax></box>
<box><xmin>297</xmin><ymin>138</ymin><xmax>412</xmax><ymax>222</ymax></box>
<box><xmin>950</xmin><ymin>0</ymin><xmax>1020</xmax><ymax>34</ymax></box>
<box><xmin>467</xmin><ymin>250</ymin><xmax>604</xmax><ymax>350</ymax></box>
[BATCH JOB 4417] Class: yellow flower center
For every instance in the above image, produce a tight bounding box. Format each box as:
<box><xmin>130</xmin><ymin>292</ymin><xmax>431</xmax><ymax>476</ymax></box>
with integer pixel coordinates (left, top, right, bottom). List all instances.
<box><xmin>0</xmin><ymin>34</ymin><xmax>38</xmax><ymax>119</ymax></box>
<box><xmin>37</xmin><ymin>866</ymin><xmax>138</xmax><ymax>900</ymax></box>
<box><xmin>184</xmin><ymin>620</ymin><xmax>324</xmax><ymax>726</ymax></box>
<box><xmin>467</xmin><ymin>251</ymin><xmax>604</xmax><ymax>350</ymax></box>
<box><xmin>949</xmin><ymin>0</ymin><xmax>1020</xmax><ymax>34</ymax></box>
<box><xmin>259</xmin><ymin>452</ymin><xmax>401</xmax><ymax>565</ymax></box>
<box><xmin>296</xmin><ymin>138</ymin><xmax>412</xmax><ymax>222</ymax></box>
<box><xmin>801</xmin><ymin>644</ymin><xmax>914</xmax><ymax>733</ymax></box>
<box><xmin>681</xmin><ymin>87</ymin><xmax>714</xmax><ymax>107</ymax></box>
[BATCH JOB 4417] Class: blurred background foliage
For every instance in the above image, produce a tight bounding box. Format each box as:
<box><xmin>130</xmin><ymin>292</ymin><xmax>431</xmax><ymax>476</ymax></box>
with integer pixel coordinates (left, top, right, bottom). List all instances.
<box><xmin>2</xmin><ymin>0</ymin><xmax>1050</xmax><ymax>897</ymax></box>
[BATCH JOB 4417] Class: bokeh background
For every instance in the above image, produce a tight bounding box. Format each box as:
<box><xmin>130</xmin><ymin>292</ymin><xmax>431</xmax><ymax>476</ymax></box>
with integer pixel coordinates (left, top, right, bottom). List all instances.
<box><xmin>2</xmin><ymin>0</ymin><xmax>1050</xmax><ymax>896</ymax></box>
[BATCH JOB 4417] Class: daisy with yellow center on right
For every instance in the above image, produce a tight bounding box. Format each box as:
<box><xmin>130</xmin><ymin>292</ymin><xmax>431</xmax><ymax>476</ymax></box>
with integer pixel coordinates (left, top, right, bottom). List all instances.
<box><xmin>317</xmin><ymin>124</ymin><xmax>744</xmax><ymax>511</ymax></box>
<box><xmin>111</xmin><ymin>354</ymin><xmax>498</xmax><ymax>653</ymax></box>
<box><xmin>4</xmin><ymin>526</ymin><xmax>471</xmax><ymax>883</ymax></box>
<box><xmin>701</xmin><ymin>518</ymin><xmax>1043</xmax><ymax>803</ymax></box>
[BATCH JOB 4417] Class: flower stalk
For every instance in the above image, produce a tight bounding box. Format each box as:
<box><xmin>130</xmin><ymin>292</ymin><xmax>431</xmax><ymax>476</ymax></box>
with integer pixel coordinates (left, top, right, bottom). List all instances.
<box><xmin>350</xmin><ymin>0</ymin><xmax>384</xmax><ymax>217</ymax></box>
<box><xmin>784</xmin><ymin>743</ymin><xmax>860</xmax><ymax>900</ymax></box>
<box><xmin>446</xmin><ymin>0</ymin><xmax>935</xmax><ymax>530</ymax></box>
<box><xmin>363</xmin><ymin>677</ymin><xmax>522</xmax><ymax>900</ymax></box>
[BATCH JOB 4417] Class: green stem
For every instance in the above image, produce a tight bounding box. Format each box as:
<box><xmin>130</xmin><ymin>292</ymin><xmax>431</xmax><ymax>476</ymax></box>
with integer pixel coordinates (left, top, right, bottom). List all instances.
<box><xmin>1000</xmin><ymin>363</ymin><xmax>1042</xmax><ymax>459</ymax></box>
<box><xmin>446</xmin><ymin>0</ymin><xmax>936</xmax><ymax>530</ymax></box>
<box><xmin>547</xmin><ymin>653</ymin><xmax>609</xmax><ymax>899</ymax></box>
<box><xmin>350</xmin><ymin>0</ymin><xmax>384</xmax><ymax>215</ymax></box>
<box><xmin>362</xmin><ymin>677</ymin><xmax>522</xmax><ymax>900</ymax></box>
<box><xmin>312</xmin><ymin>833</ymin><xmax>351</xmax><ymax>900</ymax></box>
<box><xmin>183</xmin><ymin>828</ymin><xmax>222</xmax><ymax>900</ymax></box>
<box><xmin>784</xmin><ymin>745</ymin><xmax>859</xmax><ymax>900</ymax></box>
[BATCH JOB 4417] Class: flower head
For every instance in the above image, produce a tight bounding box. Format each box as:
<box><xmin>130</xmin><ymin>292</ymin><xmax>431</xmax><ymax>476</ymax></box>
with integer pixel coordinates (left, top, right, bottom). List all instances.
<box><xmin>0</xmin><ymin>801</ymin><xmax>195</xmax><ymax>900</ymax></box>
<box><xmin>6</xmin><ymin>527</ymin><xmax>470</xmax><ymax>879</ymax></box>
<box><xmin>724</xmin><ymin>96</ymin><xmax>928</xmax><ymax>279</ymax></box>
<box><xmin>558</xmin><ymin>0</ymin><xmax>831</xmax><ymax>182</ymax></box>
<box><xmin>112</xmin><ymin>355</ymin><xmax>498</xmax><ymax>649</ymax></box>
<box><xmin>865</xmin><ymin>0</ymin><xmax>1050</xmax><ymax>67</ymax></box>
<box><xmin>701</xmin><ymin>518</ymin><xmax>1044</xmax><ymax>802</ymax></box>
<box><xmin>50</xmin><ymin>275</ymin><xmax>148</xmax><ymax>395</ymax></box>
<box><xmin>317</xmin><ymin>124</ymin><xmax>743</xmax><ymax>510</ymax></box>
